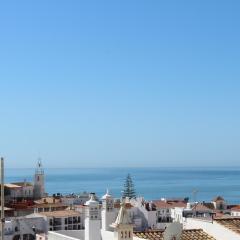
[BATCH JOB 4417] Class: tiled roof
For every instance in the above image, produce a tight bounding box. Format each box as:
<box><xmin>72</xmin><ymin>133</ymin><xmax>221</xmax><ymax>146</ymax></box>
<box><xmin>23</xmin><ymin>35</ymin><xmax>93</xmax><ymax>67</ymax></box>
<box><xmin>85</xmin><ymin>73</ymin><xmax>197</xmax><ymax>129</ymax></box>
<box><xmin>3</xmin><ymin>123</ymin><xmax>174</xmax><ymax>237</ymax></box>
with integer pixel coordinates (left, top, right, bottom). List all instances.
<box><xmin>32</xmin><ymin>203</ymin><xmax>68</xmax><ymax>208</ymax></box>
<box><xmin>34</xmin><ymin>197</ymin><xmax>62</xmax><ymax>204</ymax></box>
<box><xmin>202</xmin><ymin>202</ymin><xmax>215</xmax><ymax>210</ymax></box>
<box><xmin>215</xmin><ymin>218</ymin><xmax>240</xmax><ymax>235</ymax></box>
<box><xmin>73</xmin><ymin>204</ymin><xmax>85</xmax><ymax>208</ymax></box>
<box><xmin>134</xmin><ymin>230</ymin><xmax>163</xmax><ymax>239</ymax></box>
<box><xmin>12</xmin><ymin>182</ymin><xmax>33</xmax><ymax>187</ymax></box>
<box><xmin>114</xmin><ymin>202</ymin><xmax>133</xmax><ymax>209</ymax></box>
<box><xmin>192</xmin><ymin>203</ymin><xmax>213</xmax><ymax>212</ymax></box>
<box><xmin>231</xmin><ymin>205</ymin><xmax>240</xmax><ymax>212</ymax></box>
<box><xmin>38</xmin><ymin>210</ymin><xmax>80</xmax><ymax>218</ymax></box>
<box><xmin>153</xmin><ymin>200</ymin><xmax>186</xmax><ymax>209</ymax></box>
<box><xmin>134</xmin><ymin>229</ymin><xmax>216</xmax><ymax>240</ymax></box>
<box><xmin>4</xmin><ymin>183</ymin><xmax>22</xmax><ymax>189</ymax></box>
<box><xmin>181</xmin><ymin>229</ymin><xmax>216</xmax><ymax>240</ymax></box>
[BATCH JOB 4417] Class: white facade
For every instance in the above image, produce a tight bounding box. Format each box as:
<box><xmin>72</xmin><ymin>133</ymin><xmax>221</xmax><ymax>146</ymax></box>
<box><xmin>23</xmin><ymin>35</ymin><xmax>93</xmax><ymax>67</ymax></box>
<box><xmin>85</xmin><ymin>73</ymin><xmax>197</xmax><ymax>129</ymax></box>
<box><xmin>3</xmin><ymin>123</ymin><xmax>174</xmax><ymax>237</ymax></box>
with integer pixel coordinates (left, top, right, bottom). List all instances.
<box><xmin>130</xmin><ymin>198</ymin><xmax>157</xmax><ymax>230</ymax></box>
<box><xmin>61</xmin><ymin>192</ymin><xmax>91</xmax><ymax>206</ymax></box>
<box><xmin>6</xmin><ymin>182</ymin><xmax>34</xmax><ymax>200</ymax></box>
<box><xmin>84</xmin><ymin>194</ymin><xmax>101</xmax><ymax>240</ymax></box>
<box><xmin>34</xmin><ymin>211</ymin><xmax>84</xmax><ymax>231</ymax></box>
<box><xmin>2</xmin><ymin>215</ymin><xmax>47</xmax><ymax>240</ymax></box>
<box><xmin>101</xmin><ymin>190</ymin><xmax>116</xmax><ymax>231</ymax></box>
<box><xmin>231</xmin><ymin>208</ymin><xmax>240</xmax><ymax>217</ymax></box>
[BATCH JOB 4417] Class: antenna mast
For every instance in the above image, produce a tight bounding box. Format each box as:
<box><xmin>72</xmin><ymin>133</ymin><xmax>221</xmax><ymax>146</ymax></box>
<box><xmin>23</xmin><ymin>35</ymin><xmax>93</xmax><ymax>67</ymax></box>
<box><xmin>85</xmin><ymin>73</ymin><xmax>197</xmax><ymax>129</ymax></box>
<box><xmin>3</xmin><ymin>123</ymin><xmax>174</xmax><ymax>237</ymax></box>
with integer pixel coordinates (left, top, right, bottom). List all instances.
<box><xmin>192</xmin><ymin>189</ymin><xmax>198</xmax><ymax>203</ymax></box>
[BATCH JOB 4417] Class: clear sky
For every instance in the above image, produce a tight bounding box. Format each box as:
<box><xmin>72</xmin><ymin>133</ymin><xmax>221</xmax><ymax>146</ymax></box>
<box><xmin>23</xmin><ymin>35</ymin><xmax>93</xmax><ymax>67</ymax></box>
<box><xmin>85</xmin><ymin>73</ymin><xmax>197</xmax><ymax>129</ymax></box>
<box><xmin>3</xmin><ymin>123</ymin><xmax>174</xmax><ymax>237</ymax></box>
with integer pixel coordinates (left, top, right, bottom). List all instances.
<box><xmin>0</xmin><ymin>1</ymin><xmax>240</xmax><ymax>168</ymax></box>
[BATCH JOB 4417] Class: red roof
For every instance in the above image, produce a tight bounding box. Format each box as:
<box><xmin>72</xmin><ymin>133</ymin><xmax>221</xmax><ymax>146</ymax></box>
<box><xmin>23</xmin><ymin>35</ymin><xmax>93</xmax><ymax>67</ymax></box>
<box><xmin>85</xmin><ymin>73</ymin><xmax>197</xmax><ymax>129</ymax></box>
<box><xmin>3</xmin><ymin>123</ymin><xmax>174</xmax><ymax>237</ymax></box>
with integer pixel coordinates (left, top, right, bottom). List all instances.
<box><xmin>153</xmin><ymin>200</ymin><xmax>186</xmax><ymax>209</ymax></box>
<box><xmin>231</xmin><ymin>205</ymin><xmax>240</xmax><ymax>212</ymax></box>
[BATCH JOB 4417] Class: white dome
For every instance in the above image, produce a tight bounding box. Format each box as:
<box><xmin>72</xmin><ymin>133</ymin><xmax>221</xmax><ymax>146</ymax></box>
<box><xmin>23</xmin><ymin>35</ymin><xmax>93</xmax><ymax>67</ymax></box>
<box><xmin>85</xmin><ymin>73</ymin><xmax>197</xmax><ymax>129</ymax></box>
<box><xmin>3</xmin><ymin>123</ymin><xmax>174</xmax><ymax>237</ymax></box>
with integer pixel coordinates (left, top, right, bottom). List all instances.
<box><xmin>85</xmin><ymin>194</ymin><xmax>98</xmax><ymax>206</ymax></box>
<box><xmin>102</xmin><ymin>189</ymin><xmax>112</xmax><ymax>200</ymax></box>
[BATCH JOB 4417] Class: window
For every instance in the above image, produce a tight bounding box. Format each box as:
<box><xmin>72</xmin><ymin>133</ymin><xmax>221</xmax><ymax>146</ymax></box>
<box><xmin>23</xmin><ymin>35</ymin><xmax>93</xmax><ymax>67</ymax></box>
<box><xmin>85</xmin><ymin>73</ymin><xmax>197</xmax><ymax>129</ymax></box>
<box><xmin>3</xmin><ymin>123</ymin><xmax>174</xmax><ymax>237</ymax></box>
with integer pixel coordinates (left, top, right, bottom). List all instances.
<box><xmin>121</xmin><ymin>231</ymin><xmax>123</xmax><ymax>238</ymax></box>
<box><xmin>49</xmin><ymin>219</ymin><xmax>53</xmax><ymax>226</ymax></box>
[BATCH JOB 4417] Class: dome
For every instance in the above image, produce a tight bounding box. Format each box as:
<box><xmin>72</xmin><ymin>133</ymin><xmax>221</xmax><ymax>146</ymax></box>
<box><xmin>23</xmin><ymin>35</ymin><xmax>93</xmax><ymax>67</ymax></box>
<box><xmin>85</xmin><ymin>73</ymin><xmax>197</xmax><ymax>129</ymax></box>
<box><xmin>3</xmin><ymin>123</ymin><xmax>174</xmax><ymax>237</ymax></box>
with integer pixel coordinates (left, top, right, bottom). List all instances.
<box><xmin>85</xmin><ymin>194</ymin><xmax>98</xmax><ymax>206</ymax></box>
<box><xmin>102</xmin><ymin>189</ymin><xmax>112</xmax><ymax>200</ymax></box>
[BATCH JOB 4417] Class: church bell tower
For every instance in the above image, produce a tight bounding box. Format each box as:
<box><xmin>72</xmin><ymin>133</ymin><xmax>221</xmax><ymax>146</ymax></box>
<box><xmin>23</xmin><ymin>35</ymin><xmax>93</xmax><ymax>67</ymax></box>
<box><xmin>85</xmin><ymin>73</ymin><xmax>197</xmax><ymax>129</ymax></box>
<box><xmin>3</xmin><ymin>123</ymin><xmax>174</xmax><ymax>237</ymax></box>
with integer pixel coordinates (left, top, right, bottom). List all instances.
<box><xmin>33</xmin><ymin>159</ymin><xmax>45</xmax><ymax>199</ymax></box>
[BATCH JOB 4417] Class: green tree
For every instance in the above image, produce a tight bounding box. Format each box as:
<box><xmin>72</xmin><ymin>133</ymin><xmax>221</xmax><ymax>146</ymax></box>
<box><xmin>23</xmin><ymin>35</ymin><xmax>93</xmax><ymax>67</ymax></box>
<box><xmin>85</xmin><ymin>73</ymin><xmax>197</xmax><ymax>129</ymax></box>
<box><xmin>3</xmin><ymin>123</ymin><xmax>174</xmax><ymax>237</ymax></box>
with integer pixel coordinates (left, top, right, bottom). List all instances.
<box><xmin>122</xmin><ymin>173</ymin><xmax>136</xmax><ymax>199</ymax></box>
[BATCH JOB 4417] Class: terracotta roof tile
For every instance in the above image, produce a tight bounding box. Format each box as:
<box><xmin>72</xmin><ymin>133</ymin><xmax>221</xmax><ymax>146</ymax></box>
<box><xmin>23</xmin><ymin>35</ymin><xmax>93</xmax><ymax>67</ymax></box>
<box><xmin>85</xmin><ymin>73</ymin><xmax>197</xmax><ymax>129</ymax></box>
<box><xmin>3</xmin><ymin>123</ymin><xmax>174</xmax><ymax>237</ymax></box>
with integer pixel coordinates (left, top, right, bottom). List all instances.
<box><xmin>134</xmin><ymin>229</ymin><xmax>216</xmax><ymax>240</ymax></box>
<box><xmin>231</xmin><ymin>205</ymin><xmax>240</xmax><ymax>212</ymax></box>
<box><xmin>38</xmin><ymin>210</ymin><xmax>80</xmax><ymax>218</ymax></box>
<box><xmin>153</xmin><ymin>200</ymin><xmax>186</xmax><ymax>209</ymax></box>
<box><xmin>215</xmin><ymin>218</ymin><xmax>240</xmax><ymax>235</ymax></box>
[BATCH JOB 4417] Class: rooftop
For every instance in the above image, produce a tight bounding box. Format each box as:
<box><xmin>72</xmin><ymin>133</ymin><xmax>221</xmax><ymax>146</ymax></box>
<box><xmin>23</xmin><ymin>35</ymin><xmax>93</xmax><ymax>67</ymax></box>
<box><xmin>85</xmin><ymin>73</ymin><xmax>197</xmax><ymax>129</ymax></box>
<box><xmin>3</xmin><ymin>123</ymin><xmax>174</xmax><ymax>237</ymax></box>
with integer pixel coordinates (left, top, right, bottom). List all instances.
<box><xmin>231</xmin><ymin>205</ymin><xmax>240</xmax><ymax>212</ymax></box>
<box><xmin>38</xmin><ymin>210</ymin><xmax>80</xmax><ymax>218</ymax></box>
<box><xmin>34</xmin><ymin>197</ymin><xmax>62</xmax><ymax>204</ymax></box>
<box><xmin>12</xmin><ymin>182</ymin><xmax>33</xmax><ymax>187</ymax></box>
<box><xmin>32</xmin><ymin>202</ymin><xmax>68</xmax><ymax>208</ymax></box>
<box><xmin>134</xmin><ymin>229</ymin><xmax>216</xmax><ymax>240</ymax></box>
<box><xmin>153</xmin><ymin>200</ymin><xmax>187</xmax><ymax>209</ymax></box>
<box><xmin>4</xmin><ymin>183</ymin><xmax>22</xmax><ymax>189</ymax></box>
<box><xmin>215</xmin><ymin>218</ymin><xmax>240</xmax><ymax>235</ymax></box>
<box><xmin>192</xmin><ymin>203</ymin><xmax>213</xmax><ymax>212</ymax></box>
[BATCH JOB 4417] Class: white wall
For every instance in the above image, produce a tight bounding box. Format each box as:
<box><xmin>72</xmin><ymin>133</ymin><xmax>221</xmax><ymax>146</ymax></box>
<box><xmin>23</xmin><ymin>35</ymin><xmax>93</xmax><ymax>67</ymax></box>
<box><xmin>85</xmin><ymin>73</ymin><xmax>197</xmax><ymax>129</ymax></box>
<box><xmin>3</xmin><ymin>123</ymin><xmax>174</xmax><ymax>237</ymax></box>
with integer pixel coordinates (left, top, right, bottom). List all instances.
<box><xmin>231</xmin><ymin>211</ymin><xmax>240</xmax><ymax>217</ymax></box>
<box><xmin>48</xmin><ymin>231</ymin><xmax>81</xmax><ymax>240</ymax></box>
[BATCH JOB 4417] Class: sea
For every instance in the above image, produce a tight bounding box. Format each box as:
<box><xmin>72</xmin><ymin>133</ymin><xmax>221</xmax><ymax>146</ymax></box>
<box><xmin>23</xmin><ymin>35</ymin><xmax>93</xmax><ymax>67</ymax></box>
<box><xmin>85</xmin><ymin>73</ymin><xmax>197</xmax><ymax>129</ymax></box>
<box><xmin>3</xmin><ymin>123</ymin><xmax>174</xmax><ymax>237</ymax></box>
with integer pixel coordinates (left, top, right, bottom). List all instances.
<box><xmin>5</xmin><ymin>167</ymin><xmax>240</xmax><ymax>204</ymax></box>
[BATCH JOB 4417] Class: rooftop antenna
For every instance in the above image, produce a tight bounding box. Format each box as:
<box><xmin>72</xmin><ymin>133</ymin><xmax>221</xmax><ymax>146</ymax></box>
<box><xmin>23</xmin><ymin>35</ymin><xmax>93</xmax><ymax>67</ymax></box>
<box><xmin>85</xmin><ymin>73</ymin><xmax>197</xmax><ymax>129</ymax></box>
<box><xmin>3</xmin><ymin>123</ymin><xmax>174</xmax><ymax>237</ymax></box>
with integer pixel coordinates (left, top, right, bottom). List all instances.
<box><xmin>192</xmin><ymin>189</ymin><xmax>198</xmax><ymax>203</ymax></box>
<box><xmin>1</xmin><ymin>157</ymin><xmax>5</xmax><ymax>240</ymax></box>
<box><xmin>37</xmin><ymin>157</ymin><xmax>42</xmax><ymax>168</ymax></box>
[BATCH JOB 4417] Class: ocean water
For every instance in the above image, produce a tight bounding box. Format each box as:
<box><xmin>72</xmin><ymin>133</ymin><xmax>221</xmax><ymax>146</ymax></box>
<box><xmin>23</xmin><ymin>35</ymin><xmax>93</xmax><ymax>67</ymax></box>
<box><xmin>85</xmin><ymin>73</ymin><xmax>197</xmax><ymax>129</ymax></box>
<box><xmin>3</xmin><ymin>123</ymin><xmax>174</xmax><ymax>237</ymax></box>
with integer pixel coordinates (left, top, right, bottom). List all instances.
<box><xmin>5</xmin><ymin>167</ymin><xmax>240</xmax><ymax>204</ymax></box>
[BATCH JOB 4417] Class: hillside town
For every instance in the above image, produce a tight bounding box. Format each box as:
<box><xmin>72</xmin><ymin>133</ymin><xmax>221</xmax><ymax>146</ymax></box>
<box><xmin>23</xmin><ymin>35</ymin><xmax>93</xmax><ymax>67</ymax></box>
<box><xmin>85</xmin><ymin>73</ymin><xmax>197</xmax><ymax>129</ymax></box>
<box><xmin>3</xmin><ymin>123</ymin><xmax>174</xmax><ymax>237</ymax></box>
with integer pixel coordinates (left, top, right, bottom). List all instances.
<box><xmin>0</xmin><ymin>161</ymin><xmax>240</xmax><ymax>240</ymax></box>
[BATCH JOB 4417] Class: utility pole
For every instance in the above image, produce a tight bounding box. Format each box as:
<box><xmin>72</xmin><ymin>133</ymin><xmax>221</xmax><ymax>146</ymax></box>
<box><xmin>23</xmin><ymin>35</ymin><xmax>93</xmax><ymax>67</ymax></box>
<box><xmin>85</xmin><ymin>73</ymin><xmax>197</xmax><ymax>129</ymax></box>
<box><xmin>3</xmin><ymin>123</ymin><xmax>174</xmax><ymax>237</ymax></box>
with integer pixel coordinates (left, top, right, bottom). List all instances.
<box><xmin>1</xmin><ymin>157</ymin><xmax>4</xmax><ymax>240</ymax></box>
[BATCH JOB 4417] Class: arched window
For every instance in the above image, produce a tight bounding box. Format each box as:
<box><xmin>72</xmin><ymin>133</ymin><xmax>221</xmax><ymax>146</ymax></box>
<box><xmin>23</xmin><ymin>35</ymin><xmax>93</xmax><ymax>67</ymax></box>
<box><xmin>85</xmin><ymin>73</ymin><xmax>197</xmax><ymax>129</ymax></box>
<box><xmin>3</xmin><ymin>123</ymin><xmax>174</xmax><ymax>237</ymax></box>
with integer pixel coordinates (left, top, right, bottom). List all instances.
<box><xmin>121</xmin><ymin>231</ymin><xmax>123</xmax><ymax>238</ymax></box>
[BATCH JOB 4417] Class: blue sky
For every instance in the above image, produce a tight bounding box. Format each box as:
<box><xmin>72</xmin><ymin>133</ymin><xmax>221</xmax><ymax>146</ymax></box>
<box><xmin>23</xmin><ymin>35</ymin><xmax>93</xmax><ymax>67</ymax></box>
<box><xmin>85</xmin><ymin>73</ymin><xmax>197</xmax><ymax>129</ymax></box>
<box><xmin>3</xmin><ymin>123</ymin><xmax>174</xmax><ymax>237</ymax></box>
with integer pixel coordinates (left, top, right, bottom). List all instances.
<box><xmin>0</xmin><ymin>1</ymin><xmax>240</xmax><ymax>168</ymax></box>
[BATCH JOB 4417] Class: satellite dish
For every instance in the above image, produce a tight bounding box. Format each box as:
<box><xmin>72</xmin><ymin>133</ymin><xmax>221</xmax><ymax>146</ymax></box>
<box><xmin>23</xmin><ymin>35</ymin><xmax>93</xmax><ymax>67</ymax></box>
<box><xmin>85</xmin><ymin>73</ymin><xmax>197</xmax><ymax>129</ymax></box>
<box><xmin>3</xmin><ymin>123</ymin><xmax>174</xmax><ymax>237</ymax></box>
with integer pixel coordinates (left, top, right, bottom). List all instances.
<box><xmin>163</xmin><ymin>222</ymin><xmax>183</xmax><ymax>240</ymax></box>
